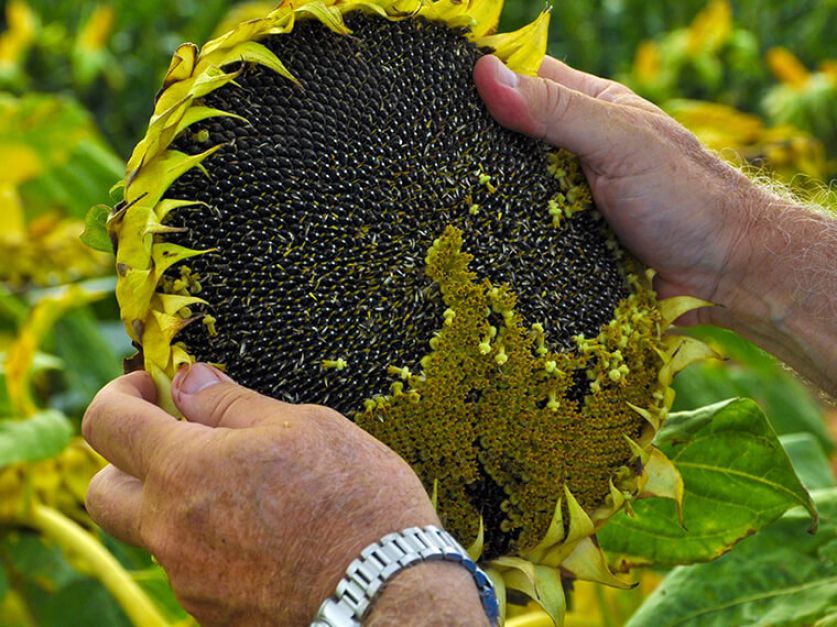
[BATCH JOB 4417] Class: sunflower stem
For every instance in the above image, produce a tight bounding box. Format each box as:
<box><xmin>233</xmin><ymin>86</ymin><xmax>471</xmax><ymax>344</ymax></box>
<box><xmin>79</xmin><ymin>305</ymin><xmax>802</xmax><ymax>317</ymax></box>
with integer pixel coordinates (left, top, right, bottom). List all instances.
<box><xmin>21</xmin><ymin>503</ymin><xmax>168</xmax><ymax>627</ymax></box>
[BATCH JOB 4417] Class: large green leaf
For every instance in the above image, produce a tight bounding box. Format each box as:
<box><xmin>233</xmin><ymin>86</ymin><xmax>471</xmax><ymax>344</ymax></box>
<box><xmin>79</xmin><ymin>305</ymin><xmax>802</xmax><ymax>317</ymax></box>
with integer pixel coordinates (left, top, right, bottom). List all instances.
<box><xmin>0</xmin><ymin>94</ymin><xmax>123</xmax><ymax>221</ymax></box>
<box><xmin>625</xmin><ymin>488</ymin><xmax>837</xmax><ymax>626</ymax></box>
<box><xmin>0</xmin><ymin>411</ymin><xmax>72</xmax><ymax>467</ymax></box>
<box><xmin>673</xmin><ymin>326</ymin><xmax>832</xmax><ymax>453</ymax></box>
<box><xmin>51</xmin><ymin>306</ymin><xmax>122</xmax><ymax>416</ymax></box>
<box><xmin>0</xmin><ymin>532</ymin><xmax>130</xmax><ymax>627</ymax></box>
<box><xmin>780</xmin><ymin>433</ymin><xmax>835</xmax><ymax>492</ymax></box>
<box><xmin>599</xmin><ymin>398</ymin><xmax>816</xmax><ymax>568</ymax></box>
<box><xmin>0</xmin><ymin>531</ymin><xmax>80</xmax><ymax>591</ymax></box>
<box><xmin>28</xmin><ymin>577</ymin><xmax>130</xmax><ymax>627</ymax></box>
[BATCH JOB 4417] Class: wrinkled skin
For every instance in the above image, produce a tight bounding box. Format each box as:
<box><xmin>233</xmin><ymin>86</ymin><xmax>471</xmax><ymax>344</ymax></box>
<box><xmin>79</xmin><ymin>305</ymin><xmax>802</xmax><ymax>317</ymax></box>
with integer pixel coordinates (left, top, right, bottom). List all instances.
<box><xmin>84</xmin><ymin>55</ymin><xmax>837</xmax><ymax>626</ymax></box>
<box><xmin>83</xmin><ymin>367</ymin><xmax>482</xmax><ymax>625</ymax></box>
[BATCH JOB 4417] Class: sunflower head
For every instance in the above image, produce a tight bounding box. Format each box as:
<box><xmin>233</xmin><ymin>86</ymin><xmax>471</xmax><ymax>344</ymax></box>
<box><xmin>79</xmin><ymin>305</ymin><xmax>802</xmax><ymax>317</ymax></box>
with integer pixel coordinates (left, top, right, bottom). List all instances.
<box><xmin>109</xmin><ymin>1</ymin><xmax>709</xmax><ymax>621</ymax></box>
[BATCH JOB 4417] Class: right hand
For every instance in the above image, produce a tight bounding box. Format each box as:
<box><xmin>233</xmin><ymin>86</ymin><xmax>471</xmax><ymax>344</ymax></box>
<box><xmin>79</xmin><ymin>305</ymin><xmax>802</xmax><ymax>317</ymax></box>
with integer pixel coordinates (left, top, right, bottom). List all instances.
<box><xmin>473</xmin><ymin>55</ymin><xmax>761</xmax><ymax>320</ymax></box>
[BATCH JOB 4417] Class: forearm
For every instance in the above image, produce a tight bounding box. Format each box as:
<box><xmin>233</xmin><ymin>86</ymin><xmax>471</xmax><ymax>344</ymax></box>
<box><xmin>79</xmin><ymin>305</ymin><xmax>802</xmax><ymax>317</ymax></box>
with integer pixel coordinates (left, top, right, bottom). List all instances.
<box><xmin>707</xmin><ymin>185</ymin><xmax>837</xmax><ymax>396</ymax></box>
<box><xmin>366</xmin><ymin>561</ymin><xmax>490</xmax><ymax>627</ymax></box>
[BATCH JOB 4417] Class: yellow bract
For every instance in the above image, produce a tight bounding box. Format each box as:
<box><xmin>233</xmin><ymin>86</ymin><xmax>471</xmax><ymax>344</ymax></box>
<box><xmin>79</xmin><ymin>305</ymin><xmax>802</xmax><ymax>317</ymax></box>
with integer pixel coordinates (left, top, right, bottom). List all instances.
<box><xmin>111</xmin><ymin>2</ymin><xmax>715</xmax><ymax>623</ymax></box>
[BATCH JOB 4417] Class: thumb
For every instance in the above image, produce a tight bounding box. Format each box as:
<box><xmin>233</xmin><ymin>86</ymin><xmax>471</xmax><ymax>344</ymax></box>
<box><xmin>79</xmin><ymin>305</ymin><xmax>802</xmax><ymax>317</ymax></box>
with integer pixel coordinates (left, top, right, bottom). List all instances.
<box><xmin>171</xmin><ymin>363</ymin><xmax>292</xmax><ymax>429</ymax></box>
<box><xmin>474</xmin><ymin>55</ymin><xmax>627</xmax><ymax>159</ymax></box>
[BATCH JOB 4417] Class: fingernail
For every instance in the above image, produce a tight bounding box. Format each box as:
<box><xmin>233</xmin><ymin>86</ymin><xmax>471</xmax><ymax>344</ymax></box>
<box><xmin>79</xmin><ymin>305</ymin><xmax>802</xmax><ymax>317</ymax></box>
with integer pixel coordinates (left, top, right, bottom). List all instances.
<box><xmin>495</xmin><ymin>59</ymin><xmax>519</xmax><ymax>88</ymax></box>
<box><xmin>176</xmin><ymin>363</ymin><xmax>228</xmax><ymax>395</ymax></box>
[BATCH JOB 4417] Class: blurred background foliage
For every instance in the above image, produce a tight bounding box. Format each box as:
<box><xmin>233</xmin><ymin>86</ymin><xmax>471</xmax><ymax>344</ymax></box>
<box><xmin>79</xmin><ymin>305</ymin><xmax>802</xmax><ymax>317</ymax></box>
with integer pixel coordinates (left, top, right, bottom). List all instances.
<box><xmin>0</xmin><ymin>0</ymin><xmax>834</xmax><ymax>624</ymax></box>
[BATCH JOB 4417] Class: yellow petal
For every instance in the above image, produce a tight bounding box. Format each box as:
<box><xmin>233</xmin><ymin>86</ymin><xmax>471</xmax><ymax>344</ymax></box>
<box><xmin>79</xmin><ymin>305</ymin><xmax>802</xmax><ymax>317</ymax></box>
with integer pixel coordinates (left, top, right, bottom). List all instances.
<box><xmin>153</xmin><ymin>293</ymin><xmax>208</xmax><ymax>316</ymax></box>
<box><xmin>150</xmin><ymin>242</ymin><xmax>212</xmax><ymax>278</ymax></box>
<box><xmin>563</xmin><ymin>484</ymin><xmax>595</xmax><ymax>546</ymax></box>
<box><xmin>467</xmin><ymin>0</ymin><xmax>504</xmax><ymax>38</ymax></box>
<box><xmin>623</xmin><ymin>434</ymin><xmax>650</xmax><ymax>465</ymax></box>
<box><xmin>127</xmin><ymin>146</ymin><xmax>222</xmax><ymax>205</ymax></box>
<box><xmin>112</xmin><ymin>203</ymin><xmax>155</xmax><ymax>269</ymax></box>
<box><xmin>657</xmin><ymin>295</ymin><xmax>713</xmax><ymax>328</ymax></box>
<box><xmin>562</xmin><ymin>537</ymin><xmax>633</xmax><ymax>589</ymax></box>
<box><xmin>476</xmin><ymin>10</ymin><xmax>549</xmax><ymax>76</ymax></box>
<box><xmin>173</xmin><ymin>106</ymin><xmax>249</xmax><ymax>139</ymax></box>
<box><xmin>626</xmin><ymin>401</ymin><xmax>661</xmax><ymax>431</ymax></box>
<box><xmin>523</xmin><ymin>496</ymin><xmax>564</xmax><ymax>563</ymax></box>
<box><xmin>658</xmin><ymin>336</ymin><xmax>718</xmax><ymax>385</ymax></box>
<box><xmin>642</xmin><ymin>447</ymin><xmax>685</xmax><ymax>525</ymax></box>
<box><xmin>296</xmin><ymin>2</ymin><xmax>352</xmax><ymax>35</ymax></box>
<box><xmin>531</xmin><ymin>565</ymin><xmax>566</xmax><ymax>626</ymax></box>
<box><xmin>466</xmin><ymin>515</ymin><xmax>484</xmax><ymax>561</ymax></box>
<box><xmin>155</xmin><ymin>198</ymin><xmax>206</xmax><ymax>221</ymax></box>
<box><xmin>607</xmin><ymin>478</ymin><xmax>626</xmax><ymax>511</ymax></box>
<box><xmin>149</xmin><ymin>363</ymin><xmax>181</xmax><ymax>418</ymax></box>
<box><xmin>115</xmin><ymin>269</ymin><xmax>156</xmax><ymax>341</ymax></box>
<box><xmin>207</xmin><ymin>40</ymin><xmax>300</xmax><ymax>85</ymax></box>
<box><xmin>163</xmin><ymin>43</ymin><xmax>199</xmax><ymax>88</ymax></box>
<box><xmin>148</xmin><ymin>309</ymin><xmax>193</xmax><ymax>347</ymax></box>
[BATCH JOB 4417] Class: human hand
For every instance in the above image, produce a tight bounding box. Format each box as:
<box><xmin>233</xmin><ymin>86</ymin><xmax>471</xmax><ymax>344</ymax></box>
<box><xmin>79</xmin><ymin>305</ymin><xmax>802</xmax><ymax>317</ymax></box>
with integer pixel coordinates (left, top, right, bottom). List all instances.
<box><xmin>473</xmin><ymin>54</ymin><xmax>761</xmax><ymax>320</ymax></box>
<box><xmin>474</xmin><ymin>55</ymin><xmax>837</xmax><ymax>394</ymax></box>
<box><xmin>82</xmin><ymin>365</ymin><xmax>458</xmax><ymax>625</ymax></box>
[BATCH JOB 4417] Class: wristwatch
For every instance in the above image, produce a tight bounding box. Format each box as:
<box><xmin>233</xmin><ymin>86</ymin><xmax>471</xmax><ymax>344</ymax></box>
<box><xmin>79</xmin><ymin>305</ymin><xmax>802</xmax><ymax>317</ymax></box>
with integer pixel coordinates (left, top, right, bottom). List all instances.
<box><xmin>311</xmin><ymin>525</ymin><xmax>499</xmax><ymax>626</ymax></box>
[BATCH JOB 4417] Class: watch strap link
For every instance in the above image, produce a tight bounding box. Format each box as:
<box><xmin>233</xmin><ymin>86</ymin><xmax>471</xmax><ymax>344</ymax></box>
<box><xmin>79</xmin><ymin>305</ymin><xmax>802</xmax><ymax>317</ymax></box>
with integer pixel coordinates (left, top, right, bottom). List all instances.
<box><xmin>312</xmin><ymin>525</ymin><xmax>499</xmax><ymax>626</ymax></box>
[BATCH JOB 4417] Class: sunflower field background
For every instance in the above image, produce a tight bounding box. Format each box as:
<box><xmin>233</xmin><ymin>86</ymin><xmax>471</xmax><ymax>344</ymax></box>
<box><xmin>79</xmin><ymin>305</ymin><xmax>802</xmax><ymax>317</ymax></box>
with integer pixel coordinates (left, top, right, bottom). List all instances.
<box><xmin>0</xmin><ymin>0</ymin><xmax>834</xmax><ymax>625</ymax></box>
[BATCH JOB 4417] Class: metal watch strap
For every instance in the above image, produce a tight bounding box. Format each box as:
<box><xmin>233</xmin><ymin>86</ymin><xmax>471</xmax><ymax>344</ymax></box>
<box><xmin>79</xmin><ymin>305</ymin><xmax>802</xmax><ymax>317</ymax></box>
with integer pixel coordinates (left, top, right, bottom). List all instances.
<box><xmin>311</xmin><ymin>525</ymin><xmax>499</xmax><ymax>626</ymax></box>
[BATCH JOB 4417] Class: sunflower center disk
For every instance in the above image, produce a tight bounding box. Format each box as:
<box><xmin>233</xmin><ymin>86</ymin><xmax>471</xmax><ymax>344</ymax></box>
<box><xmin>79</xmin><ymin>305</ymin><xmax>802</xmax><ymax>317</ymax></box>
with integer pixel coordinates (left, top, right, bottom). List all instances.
<box><xmin>162</xmin><ymin>14</ymin><xmax>655</xmax><ymax>558</ymax></box>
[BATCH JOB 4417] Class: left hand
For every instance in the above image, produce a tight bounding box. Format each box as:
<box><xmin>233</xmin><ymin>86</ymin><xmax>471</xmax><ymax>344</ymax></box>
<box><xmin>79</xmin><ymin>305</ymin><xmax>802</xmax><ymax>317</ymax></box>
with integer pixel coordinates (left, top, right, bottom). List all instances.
<box><xmin>83</xmin><ymin>364</ymin><xmax>441</xmax><ymax>626</ymax></box>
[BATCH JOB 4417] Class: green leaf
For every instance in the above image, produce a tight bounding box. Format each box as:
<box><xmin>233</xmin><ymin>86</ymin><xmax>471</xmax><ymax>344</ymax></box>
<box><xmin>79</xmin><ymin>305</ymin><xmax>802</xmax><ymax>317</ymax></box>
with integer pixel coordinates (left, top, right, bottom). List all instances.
<box><xmin>0</xmin><ymin>560</ymin><xmax>8</xmax><ymax>600</ymax></box>
<box><xmin>780</xmin><ymin>433</ymin><xmax>836</xmax><ymax>492</ymax></box>
<box><xmin>626</xmin><ymin>489</ymin><xmax>837</xmax><ymax>627</ymax></box>
<box><xmin>0</xmin><ymin>531</ymin><xmax>81</xmax><ymax>591</ymax></box>
<box><xmin>80</xmin><ymin>205</ymin><xmax>113</xmax><ymax>253</ymax></box>
<box><xmin>29</xmin><ymin>577</ymin><xmax>131</xmax><ymax>627</ymax></box>
<box><xmin>0</xmin><ymin>532</ymin><xmax>129</xmax><ymax>627</ymax></box>
<box><xmin>674</xmin><ymin>326</ymin><xmax>833</xmax><ymax>454</ymax></box>
<box><xmin>0</xmin><ymin>411</ymin><xmax>72</xmax><ymax>467</ymax></box>
<box><xmin>132</xmin><ymin>567</ymin><xmax>190</xmax><ymax>623</ymax></box>
<box><xmin>51</xmin><ymin>307</ymin><xmax>121</xmax><ymax>415</ymax></box>
<box><xmin>599</xmin><ymin>398</ymin><xmax>816</xmax><ymax>568</ymax></box>
<box><xmin>0</xmin><ymin>287</ymin><xmax>27</xmax><ymax>327</ymax></box>
<box><xmin>0</xmin><ymin>95</ymin><xmax>123</xmax><ymax>220</ymax></box>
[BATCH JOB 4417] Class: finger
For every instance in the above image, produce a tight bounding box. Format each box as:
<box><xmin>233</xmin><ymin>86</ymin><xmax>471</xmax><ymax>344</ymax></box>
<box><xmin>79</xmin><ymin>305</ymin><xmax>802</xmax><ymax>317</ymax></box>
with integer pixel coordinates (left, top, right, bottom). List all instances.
<box><xmin>539</xmin><ymin>56</ymin><xmax>661</xmax><ymax>113</ymax></box>
<box><xmin>86</xmin><ymin>464</ymin><xmax>145</xmax><ymax>548</ymax></box>
<box><xmin>538</xmin><ymin>57</ymin><xmax>619</xmax><ymax>98</ymax></box>
<box><xmin>83</xmin><ymin>371</ymin><xmax>183</xmax><ymax>479</ymax></box>
<box><xmin>475</xmin><ymin>55</ymin><xmax>630</xmax><ymax>159</ymax></box>
<box><xmin>172</xmin><ymin>363</ymin><xmax>339</xmax><ymax>430</ymax></box>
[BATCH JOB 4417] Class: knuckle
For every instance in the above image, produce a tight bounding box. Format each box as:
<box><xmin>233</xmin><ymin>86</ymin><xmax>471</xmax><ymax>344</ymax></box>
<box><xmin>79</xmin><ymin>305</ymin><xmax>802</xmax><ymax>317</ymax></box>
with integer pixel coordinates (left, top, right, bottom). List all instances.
<box><xmin>210</xmin><ymin>385</ymin><xmax>253</xmax><ymax>423</ymax></box>
<box><xmin>81</xmin><ymin>394</ymin><xmax>106</xmax><ymax>442</ymax></box>
<box><xmin>541</xmin><ymin>79</ymin><xmax>573</xmax><ymax>123</ymax></box>
<box><xmin>300</xmin><ymin>403</ymin><xmax>343</xmax><ymax>423</ymax></box>
<box><xmin>84</xmin><ymin>468</ymin><xmax>107</xmax><ymax>517</ymax></box>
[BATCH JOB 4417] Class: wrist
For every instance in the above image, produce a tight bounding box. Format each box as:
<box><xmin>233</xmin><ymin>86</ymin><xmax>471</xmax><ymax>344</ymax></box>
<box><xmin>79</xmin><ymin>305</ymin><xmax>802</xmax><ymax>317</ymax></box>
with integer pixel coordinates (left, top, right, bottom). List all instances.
<box><xmin>312</xmin><ymin>525</ymin><xmax>496</xmax><ymax>626</ymax></box>
<box><xmin>706</xmin><ymin>185</ymin><xmax>837</xmax><ymax>394</ymax></box>
<box><xmin>366</xmin><ymin>561</ymin><xmax>490</xmax><ymax>627</ymax></box>
<box><xmin>295</xmin><ymin>451</ymin><xmax>441</xmax><ymax>625</ymax></box>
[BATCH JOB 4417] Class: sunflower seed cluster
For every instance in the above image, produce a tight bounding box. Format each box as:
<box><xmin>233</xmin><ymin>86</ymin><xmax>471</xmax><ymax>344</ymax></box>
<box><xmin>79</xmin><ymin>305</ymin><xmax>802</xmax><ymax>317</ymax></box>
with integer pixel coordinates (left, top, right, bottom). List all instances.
<box><xmin>162</xmin><ymin>14</ymin><xmax>627</xmax><ymax>418</ymax></box>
